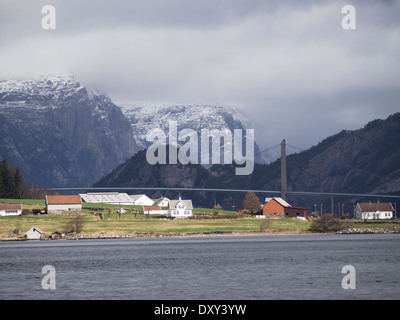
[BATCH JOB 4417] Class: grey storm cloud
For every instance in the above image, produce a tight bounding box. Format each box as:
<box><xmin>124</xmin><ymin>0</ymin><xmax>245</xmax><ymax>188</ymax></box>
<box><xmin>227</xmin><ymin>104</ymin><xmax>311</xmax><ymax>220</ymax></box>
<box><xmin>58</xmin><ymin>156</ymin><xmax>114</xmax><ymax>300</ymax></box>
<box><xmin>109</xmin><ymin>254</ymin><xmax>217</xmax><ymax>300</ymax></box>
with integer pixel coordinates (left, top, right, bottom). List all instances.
<box><xmin>1</xmin><ymin>0</ymin><xmax>399</xmax><ymax>156</ymax></box>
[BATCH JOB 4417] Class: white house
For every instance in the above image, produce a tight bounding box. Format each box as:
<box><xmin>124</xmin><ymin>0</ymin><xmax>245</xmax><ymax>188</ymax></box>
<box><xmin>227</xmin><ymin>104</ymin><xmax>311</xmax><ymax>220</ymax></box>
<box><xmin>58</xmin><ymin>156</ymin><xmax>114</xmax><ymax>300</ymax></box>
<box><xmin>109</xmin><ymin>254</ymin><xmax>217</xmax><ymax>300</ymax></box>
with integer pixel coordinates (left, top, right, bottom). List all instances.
<box><xmin>153</xmin><ymin>197</ymin><xmax>170</xmax><ymax>207</ymax></box>
<box><xmin>168</xmin><ymin>197</ymin><xmax>193</xmax><ymax>218</ymax></box>
<box><xmin>80</xmin><ymin>192</ymin><xmax>134</xmax><ymax>205</ymax></box>
<box><xmin>355</xmin><ymin>202</ymin><xmax>394</xmax><ymax>220</ymax></box>
<box><xmin>25</xmin><ymin>227</ymin><xmax>45</xmax><ymax>240</ymax></box>
<box><xmin>0</xmin><ymin>203</ymin><xmax>22</xmax><ymax>216</ymax></box>
<box><xmin>130</xmin><ymin>194</ymin><xmax>154</xmax><ymax>206</ymax></box>
<box><xmin>46</xmin><ymin>195</ymin><xmax>82</xmax><ymax>214</ymax></box>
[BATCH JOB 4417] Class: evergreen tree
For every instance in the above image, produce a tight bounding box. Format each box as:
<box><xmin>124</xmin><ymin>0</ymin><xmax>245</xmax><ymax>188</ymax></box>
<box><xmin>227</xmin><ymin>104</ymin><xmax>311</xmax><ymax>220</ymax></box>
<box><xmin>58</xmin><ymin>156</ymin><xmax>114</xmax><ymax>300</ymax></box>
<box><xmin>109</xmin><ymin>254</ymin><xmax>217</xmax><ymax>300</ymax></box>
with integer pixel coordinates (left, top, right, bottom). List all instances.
<box><xmin>0</xmin><ymin>159</ymin><xmax>27</xmax><ymax>199</ymax></box>
<box><xmin>1</xmin><ymin>159</ymin><xmax>15</xmax><ymax>198</ymax></box>
<box><xmin>14</xmin><ymin>168</ymin><xmax>27</xmax><ymax>198</ymax></box>
<box><xmin>0</xmin><ymin>161</ymin><xmax>4</xmax><ymax>198</ymax></box>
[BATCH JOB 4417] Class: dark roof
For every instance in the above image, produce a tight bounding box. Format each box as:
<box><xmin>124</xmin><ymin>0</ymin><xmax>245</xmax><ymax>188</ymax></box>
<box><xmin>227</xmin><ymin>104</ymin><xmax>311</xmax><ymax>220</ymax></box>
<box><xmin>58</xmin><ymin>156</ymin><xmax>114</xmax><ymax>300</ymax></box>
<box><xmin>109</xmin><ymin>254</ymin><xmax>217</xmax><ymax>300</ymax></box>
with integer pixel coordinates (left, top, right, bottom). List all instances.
<box><xmin>357</xmin><ymin>203</ymin><xmax>393</xmax><ymax>212</ymax></box>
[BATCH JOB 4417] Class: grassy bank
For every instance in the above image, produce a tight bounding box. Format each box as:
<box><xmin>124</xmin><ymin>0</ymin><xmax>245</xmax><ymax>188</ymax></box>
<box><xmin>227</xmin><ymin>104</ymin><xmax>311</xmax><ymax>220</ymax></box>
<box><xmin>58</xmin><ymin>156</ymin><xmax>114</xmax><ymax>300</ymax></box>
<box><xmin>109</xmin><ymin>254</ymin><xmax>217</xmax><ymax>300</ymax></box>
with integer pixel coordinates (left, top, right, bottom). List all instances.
<box><xmin>0</xmin><ymin>214</ymin><xmax>312</xmax><ymax>238</ymax></box>
<box><xmin>1</xmin><ymin>199</ymin><xmax>399</xmax><ymax>239</ymax></box>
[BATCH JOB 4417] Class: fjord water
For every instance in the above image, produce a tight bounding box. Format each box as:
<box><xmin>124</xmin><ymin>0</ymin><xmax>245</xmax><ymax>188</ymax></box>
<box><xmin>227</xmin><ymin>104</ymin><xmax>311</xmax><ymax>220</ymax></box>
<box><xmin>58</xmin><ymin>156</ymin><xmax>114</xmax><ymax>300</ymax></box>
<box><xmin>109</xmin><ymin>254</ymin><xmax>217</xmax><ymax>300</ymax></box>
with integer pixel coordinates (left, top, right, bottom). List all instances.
<box><xmin>0</xmin><ymin>234</ymin><xmax>399</xmax><ymax>300</ymax></box>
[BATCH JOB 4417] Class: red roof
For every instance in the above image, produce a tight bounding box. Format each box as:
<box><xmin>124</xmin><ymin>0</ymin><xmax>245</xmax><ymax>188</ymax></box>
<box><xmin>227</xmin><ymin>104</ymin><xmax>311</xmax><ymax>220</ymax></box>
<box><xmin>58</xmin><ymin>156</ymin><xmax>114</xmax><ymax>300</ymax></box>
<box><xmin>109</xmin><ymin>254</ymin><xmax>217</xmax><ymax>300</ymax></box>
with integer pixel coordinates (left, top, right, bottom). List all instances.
<box><xmin>46</xmin><ymin>195</ymin><xmax>82</xmax><ymax>205</ymax></box>
<box><xmin>143</xmin><ymin>206</ymin><xmax>161</xmax><ymax>211</ymax></box>
<box><xmin>0</xmin><ymin>203</ymin><xmax>22</xmax><ymax>210</ymax></box>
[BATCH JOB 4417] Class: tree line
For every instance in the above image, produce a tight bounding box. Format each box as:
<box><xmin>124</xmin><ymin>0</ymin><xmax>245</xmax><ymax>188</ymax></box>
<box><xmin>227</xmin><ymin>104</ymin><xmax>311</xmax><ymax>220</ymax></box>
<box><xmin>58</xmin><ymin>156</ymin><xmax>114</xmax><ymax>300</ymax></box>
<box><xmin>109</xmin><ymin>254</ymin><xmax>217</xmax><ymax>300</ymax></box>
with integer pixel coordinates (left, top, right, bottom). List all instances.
<box><xmin>0</xmin><ymin>158</ymin><xmax>54</xmax><ymax>199</ymax></box>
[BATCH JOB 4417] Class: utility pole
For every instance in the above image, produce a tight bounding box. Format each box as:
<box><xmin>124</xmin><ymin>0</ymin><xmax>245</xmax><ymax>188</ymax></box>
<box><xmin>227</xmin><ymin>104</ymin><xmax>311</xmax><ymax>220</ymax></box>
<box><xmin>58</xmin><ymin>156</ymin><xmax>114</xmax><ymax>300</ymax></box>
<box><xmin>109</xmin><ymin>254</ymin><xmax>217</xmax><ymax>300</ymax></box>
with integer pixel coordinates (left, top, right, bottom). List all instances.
<box><xmin>281</xmin><ymin>139</ymin><xmax>287</xmax><ymax>201</ymax></box>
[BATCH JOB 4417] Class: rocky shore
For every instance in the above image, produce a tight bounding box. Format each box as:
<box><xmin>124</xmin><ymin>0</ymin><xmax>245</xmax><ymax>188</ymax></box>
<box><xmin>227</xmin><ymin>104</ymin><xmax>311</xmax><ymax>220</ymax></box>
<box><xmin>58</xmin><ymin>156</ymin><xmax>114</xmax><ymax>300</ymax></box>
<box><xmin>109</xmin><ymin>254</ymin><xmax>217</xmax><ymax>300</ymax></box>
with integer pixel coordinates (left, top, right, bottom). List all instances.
<box><xmin>336</xmin><ymin>227</ymin><xmax>400</xmax><ymax>234</ymax></box>
<box><xmin>2</xmin><ymin>227</ymin><xmax>400</xmax><ymax>241</ymax></box>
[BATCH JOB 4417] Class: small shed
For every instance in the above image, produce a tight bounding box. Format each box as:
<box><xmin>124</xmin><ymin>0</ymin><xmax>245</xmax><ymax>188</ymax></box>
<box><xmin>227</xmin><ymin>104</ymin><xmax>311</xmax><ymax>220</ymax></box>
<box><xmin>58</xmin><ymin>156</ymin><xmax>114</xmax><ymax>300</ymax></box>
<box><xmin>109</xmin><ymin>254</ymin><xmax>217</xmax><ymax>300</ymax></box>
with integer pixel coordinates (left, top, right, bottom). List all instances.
<box><xmin>51</xmin><ymin>231</ymin><xmax>65</xmax><ymax>240</ymax></box>
<box><xmin>0</xmin><ymin>203</ymin><xmax>23</xmax><ymax>216</ymax></box>
<box><xmin>25</xmin><ymin>227</ymin><xmax>45</xmax><ymax>240</ymax></box>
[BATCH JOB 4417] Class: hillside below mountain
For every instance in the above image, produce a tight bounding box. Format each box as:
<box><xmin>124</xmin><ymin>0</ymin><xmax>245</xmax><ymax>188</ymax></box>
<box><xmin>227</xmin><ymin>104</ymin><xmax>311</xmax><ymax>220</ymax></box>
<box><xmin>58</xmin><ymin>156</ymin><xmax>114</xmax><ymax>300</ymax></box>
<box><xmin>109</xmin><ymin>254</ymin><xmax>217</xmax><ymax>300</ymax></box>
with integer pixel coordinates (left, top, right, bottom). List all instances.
<box><xmin>0</xmin><ymin>74</ymin><xmax>136</xmax><ymax>187</ymax></box>
<box><xmin>94</xmin><ymin>112</ymin><xmax>400</xmax><ymax>210</ymax></box>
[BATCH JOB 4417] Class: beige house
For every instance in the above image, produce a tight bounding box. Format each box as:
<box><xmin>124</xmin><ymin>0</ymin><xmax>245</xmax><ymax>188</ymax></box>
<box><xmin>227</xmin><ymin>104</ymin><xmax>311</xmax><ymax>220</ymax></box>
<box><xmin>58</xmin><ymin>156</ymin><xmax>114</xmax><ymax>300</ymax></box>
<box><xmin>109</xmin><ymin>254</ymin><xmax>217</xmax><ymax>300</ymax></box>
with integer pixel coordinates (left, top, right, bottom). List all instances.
<box><xmin>355</xmin><ymin>202</ymin><xmax>394</xmax><ymax>220</ymax></box>
<box><xmin>46</xmin><ymin>195</ymin><xmax>82</xmax><ymax>214</ymax></box>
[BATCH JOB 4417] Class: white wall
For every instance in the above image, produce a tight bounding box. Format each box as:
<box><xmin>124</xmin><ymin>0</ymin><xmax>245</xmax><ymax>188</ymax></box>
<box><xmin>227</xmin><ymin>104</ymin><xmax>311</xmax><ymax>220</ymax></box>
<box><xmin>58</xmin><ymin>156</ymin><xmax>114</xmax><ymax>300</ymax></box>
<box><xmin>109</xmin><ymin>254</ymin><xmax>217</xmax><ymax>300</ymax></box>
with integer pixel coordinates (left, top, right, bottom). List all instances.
<box><xmin>168</xmin><ymin>209</ymin><xmax>192</xmax><ymax>218</ymax></box>
<box><xmin>0</xmin><ymin>209</ymin><xmax>22</xmax><ymax>216</ymax></box>
<box><xmin>356</xmin><ymin>210</ymin><xmax>393</xmax><ymax>220</ymax></box>
<box><xmin>25</xmin><ymin>228</ymin><xmax>44</xmax><ymax>239</ymax></box>
<box><xmin>47</xmin><ymin>204</ymin><xmax>82</xmax><ymax>214</ymax></box>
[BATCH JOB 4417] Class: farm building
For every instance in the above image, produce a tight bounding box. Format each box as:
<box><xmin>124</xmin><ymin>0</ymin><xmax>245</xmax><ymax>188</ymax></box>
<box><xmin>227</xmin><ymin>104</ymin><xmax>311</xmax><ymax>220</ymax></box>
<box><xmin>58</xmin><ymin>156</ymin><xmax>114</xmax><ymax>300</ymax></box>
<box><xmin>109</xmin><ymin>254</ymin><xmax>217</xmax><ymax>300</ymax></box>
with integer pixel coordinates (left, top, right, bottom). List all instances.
<box><xmin>25</xmin><ymin>227</ymin><xmax>45</xmax><ymax>240</ymax></box>
<box><xmin>80</xmin><ymin>192</ymin><xmax>134</xmax><ymax>205</ymax></box>
<box><xmin>355</xmin><ymin>202</ymin><xmax>394</xmax><ymax>220</ymax></box>
<box><xmin>130</xmin><ymin>194</ymin><xmax>154</xmax><ymax>206</ymax></box>
<box><xmin>263</xmin><ymin>197</ymin><xmax>309</xmax><ymax>218</ymax></box>
<box><xmin>152</xmin><ymin>196</ymin><xmax>170</xmax><ymax>207</ymax></box>
<box><xmin>0</xmin><ymin>203</ymin><xmax>22</xmax><ymax>216</ymax></box>
<box><xmin>46</xmin><ymin>195</ymin><xmax>82</xmax><ymax>214</ymax></box>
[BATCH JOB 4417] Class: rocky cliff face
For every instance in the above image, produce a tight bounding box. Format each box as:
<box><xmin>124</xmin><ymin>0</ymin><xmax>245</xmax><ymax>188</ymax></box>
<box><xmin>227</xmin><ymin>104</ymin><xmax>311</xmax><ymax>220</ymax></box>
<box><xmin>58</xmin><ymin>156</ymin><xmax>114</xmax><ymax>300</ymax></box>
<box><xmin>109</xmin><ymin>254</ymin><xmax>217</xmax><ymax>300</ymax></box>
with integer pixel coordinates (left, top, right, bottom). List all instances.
<box><xmin>0</xmin><ymin>74</ymin><xmax>136</xmax><ymax>187</ymax></box>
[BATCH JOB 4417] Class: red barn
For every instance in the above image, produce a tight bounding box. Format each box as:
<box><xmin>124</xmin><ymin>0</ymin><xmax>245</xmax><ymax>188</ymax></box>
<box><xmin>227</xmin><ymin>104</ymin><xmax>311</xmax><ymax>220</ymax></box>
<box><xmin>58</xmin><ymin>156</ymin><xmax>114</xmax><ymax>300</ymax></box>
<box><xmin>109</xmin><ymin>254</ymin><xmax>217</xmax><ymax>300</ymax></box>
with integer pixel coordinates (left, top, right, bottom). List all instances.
<box><xmin>263</xmin><ymin>197</ymin><xmax>309</xmax><ymax>218</ymax></box>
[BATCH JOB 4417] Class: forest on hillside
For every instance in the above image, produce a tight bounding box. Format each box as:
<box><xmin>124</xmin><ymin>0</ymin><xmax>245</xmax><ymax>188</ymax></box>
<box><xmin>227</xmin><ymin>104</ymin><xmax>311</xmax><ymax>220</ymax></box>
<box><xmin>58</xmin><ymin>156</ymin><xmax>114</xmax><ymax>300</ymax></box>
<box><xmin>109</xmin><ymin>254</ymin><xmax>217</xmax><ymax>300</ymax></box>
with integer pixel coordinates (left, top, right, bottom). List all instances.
<box><xmin>0</xmin><ymin>158</ymin><xmax>53</xmax><ymax>199</ymax></box>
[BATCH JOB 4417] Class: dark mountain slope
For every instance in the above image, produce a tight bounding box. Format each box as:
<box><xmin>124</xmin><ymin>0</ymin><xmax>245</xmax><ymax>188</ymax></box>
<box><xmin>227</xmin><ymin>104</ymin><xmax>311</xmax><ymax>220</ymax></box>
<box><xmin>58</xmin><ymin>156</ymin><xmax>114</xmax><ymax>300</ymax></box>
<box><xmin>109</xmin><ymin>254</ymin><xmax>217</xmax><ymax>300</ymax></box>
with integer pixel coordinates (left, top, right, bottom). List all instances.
<box><xmin>95</xmin><ymin>112</ymin><xmax>400</xmax><ymax>210</ymax></box>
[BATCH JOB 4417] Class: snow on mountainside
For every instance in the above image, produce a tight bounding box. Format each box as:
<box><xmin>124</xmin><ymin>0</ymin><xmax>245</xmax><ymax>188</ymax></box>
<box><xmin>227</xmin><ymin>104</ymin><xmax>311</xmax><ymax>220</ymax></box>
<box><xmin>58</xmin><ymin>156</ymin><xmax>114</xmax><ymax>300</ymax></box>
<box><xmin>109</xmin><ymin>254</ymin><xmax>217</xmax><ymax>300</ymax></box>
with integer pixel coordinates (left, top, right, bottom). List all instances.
<box><xmin>0</xmin><ymin>74</ymin><xmax>135</xmax><ymax>187</ymax></box>
<box><xmin>0</xmin><ymin>74</ymin><xmax>84</xmax><ymax>104</ymax></box>
<box><xmin>119</xmin><ymin>103</ymin><xmax>265</xmax><ymax>163</ymax></box>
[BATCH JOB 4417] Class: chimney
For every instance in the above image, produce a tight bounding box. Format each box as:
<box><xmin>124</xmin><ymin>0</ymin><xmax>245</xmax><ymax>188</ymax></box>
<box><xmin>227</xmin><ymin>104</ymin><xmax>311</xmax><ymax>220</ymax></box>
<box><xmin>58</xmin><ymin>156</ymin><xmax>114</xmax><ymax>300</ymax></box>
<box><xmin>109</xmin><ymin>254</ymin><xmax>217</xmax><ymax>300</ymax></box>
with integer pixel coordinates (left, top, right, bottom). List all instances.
<box><xmin>281</xmin><ymin>139</ymin><xmax>287</xmax><ymax>201</ymax></box>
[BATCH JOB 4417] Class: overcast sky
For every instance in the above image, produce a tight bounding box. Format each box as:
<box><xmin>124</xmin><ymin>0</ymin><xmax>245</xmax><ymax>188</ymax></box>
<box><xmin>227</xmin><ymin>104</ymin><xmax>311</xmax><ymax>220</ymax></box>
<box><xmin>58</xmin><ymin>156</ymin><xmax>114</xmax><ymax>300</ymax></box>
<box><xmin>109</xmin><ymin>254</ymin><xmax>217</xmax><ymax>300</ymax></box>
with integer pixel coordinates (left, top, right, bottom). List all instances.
<box><xmin>1</xmin><ymin>0</ymin><xmax>399</xmax><ymax>160</ymax></box>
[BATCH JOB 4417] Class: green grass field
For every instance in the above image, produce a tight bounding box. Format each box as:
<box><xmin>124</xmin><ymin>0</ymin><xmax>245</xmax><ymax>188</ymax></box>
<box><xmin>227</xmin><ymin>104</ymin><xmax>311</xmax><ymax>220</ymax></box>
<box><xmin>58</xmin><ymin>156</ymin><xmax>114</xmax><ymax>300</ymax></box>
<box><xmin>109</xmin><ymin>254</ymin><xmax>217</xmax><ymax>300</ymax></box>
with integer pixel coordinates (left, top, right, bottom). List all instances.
<box><xmin>1</xmin><ymin>198</ymin><xmax>398</xmax><ymax>239</ymax></box>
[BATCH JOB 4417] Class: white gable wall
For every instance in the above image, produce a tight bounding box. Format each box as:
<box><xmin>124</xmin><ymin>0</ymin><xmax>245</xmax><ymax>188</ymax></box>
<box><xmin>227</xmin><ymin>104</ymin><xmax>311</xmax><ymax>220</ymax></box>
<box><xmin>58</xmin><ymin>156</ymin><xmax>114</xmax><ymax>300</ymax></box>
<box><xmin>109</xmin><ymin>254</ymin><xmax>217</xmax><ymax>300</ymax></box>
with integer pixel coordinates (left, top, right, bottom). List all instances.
<box><xmin>0</xmin><ymin>209</ymin><xmax>22</xmax><ymax>216</ymax></box>
<box><xmin>168</xmin><ymin>200</ymin><xmax>192</xmax><ymax>218</ymax></box>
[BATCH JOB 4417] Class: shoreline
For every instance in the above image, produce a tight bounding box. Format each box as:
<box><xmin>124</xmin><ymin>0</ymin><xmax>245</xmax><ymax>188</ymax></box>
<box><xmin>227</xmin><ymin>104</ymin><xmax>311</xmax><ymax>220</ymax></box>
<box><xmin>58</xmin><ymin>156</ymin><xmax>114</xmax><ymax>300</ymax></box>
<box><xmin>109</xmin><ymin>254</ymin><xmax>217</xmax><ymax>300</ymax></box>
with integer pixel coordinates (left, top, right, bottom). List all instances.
<box><xmin>2</xmin><ymin>227</ymin><xmax>399</xmax><ymax>241</ymax></box>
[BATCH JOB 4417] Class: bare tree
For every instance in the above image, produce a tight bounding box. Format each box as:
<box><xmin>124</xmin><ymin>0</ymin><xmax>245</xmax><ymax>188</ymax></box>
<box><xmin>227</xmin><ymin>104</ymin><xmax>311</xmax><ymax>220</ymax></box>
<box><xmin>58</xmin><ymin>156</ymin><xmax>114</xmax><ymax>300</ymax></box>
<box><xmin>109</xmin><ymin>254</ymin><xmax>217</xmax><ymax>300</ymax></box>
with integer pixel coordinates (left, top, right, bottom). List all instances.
<box><xmin>243</xmin><ymin>192</ymin><xmax>261</xmax><ymax>214</ymax></box>
<box><xmin>259</xmin><ymin>218</ymin><xmax>272</xmax><ymax>232</ymax></box>
<box><xmin>64</xmin><ymin>215</ymin><xmax>85</xmax><ymax>234</ymax></box>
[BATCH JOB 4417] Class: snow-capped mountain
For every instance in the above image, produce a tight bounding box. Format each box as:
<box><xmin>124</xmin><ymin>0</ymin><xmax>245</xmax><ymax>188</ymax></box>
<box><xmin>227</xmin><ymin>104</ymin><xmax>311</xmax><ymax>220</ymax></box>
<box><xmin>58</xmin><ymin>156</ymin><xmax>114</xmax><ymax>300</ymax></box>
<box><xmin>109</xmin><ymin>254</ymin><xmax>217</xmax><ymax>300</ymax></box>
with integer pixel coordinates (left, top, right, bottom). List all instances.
<box><xmin>0</xmin><ymin>73</ymin><xmax>264</xmax><ymax>188</ymax></box>
<box><xmin>0</xmin><ymin>74</ymin><xmax>135</xmax><ymax>187</ymax></box>
<box><xmin>119</xmin><ymin>103</ymin><xmax>265</xmax><ymax>164</ymax></box>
